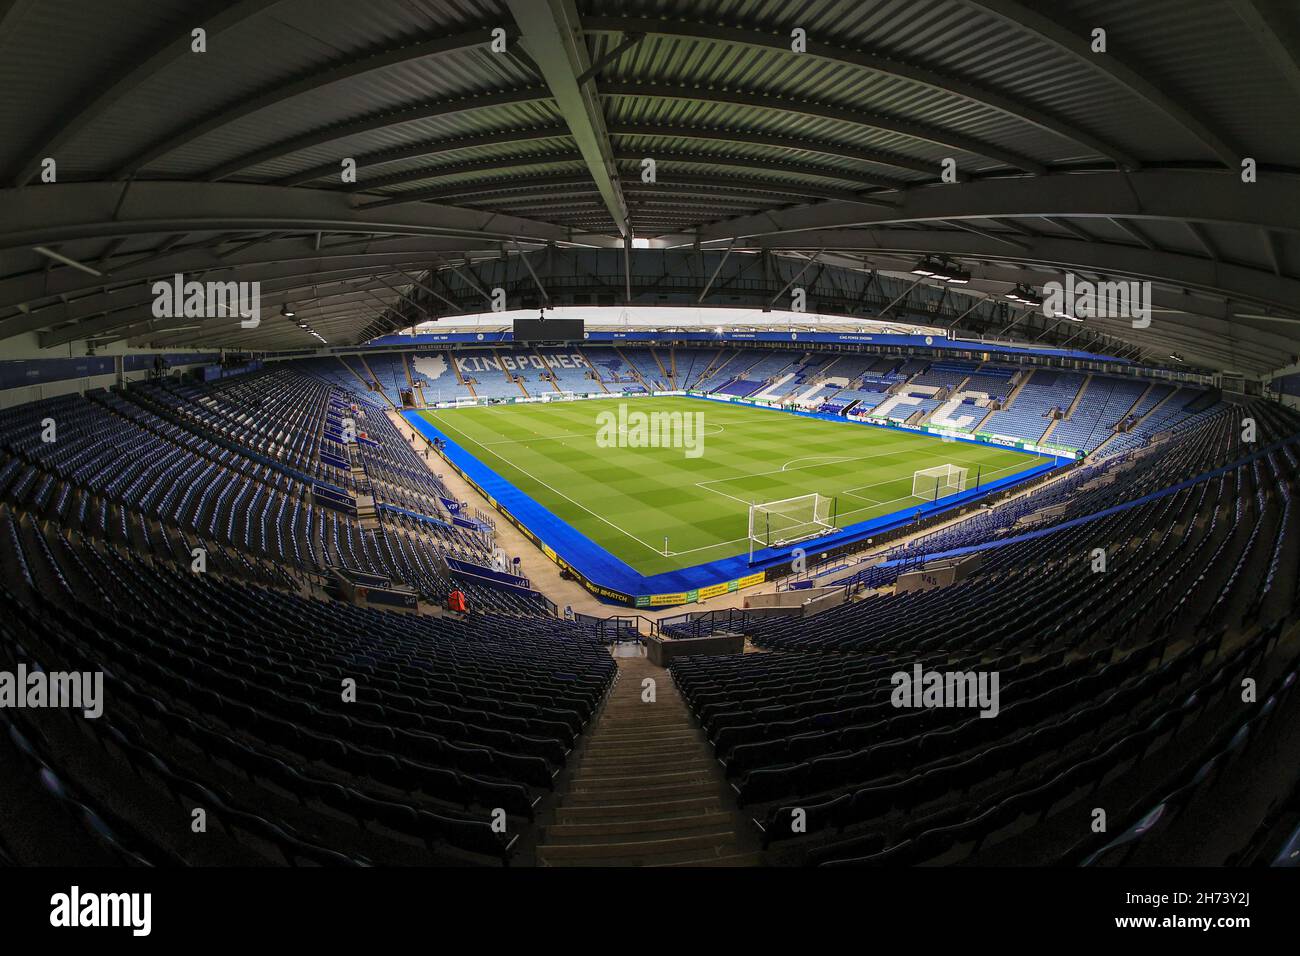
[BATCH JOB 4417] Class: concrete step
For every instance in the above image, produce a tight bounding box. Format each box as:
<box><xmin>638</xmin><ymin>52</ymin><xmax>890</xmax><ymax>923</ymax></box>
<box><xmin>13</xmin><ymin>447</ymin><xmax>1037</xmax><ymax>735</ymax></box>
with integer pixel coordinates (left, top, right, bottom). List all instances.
<box><xmin>545</xmin><ymin>812</ymin><xmax>735</xmax><ymax>842</ymax></box>
<box><xmin>576</xmin><ymin>756</ymin><xmax>715</xmax><ymax>776</ymax></box>
<box><xmin>567</xmin><ymin>767</ymin><xmax>716</xmax><ymax>790</ymax></box>
<box><xmin>599</xmin><ymin>712</ymin><xmax>687</xmax><ymax>724</ymax></box>
<box><xmin>581</xmin><ymin>739</ymin><xmax>703</xmax><ymax>758</ymax></box>
<box><xmin>657</xmin><ymin>851</ymin><xmax>766</xmax><ymax>867</ymax></box>
<box><xmin>537</xmin><ymin>830</ymin><xmax>736</xmax><ymax>864</ymax></box>
<box><xmin>590</xmin><ymin>727</ymin><xmax>700</xmax><ymax>743</ymax></box>
<box><xmin>553</xmin><ymin>795</ymin><xmax>723</xmax><ymax>823</ymax></box>
<box><xmin>535</xmin><ymin>654</ymin><xmax>753</xmax><ymax>866</ymax></box>
<box><xmin>571</xmin><ymin>766</ymin><xmax>715</xmax><ymax>785</ymax></box>
<box><xmin>598</xmin><ymin>712</ymin><xmax>689</xmax><ymax>727</ymax></box>
<box><xmin>582</xmin><ymin>749</ymin><xmax>717</xmax><ymax>775</ymax></box>
<box><xmin>564</xmin><ymin>781</ymin><xmax>717</xmax><ymax>804</ymax></box>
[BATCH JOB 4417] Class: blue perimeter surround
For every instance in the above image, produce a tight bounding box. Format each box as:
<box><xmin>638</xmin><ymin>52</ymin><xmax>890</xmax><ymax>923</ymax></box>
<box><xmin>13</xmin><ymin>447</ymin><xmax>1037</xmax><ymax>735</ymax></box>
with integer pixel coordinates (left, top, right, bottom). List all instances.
<box><xmin>404</xmin><ymin>397</ymin><xmax>1069</xmax><ymax>606</ymax></box>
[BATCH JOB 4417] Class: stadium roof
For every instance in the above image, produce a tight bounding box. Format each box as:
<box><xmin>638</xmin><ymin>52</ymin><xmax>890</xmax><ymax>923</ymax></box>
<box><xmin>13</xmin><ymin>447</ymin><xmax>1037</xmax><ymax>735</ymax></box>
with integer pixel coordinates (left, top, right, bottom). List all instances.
<box><xmin>0</xmin><ymin>0</ymin><xmax>1297</xmax><ymax>372</ymax></box>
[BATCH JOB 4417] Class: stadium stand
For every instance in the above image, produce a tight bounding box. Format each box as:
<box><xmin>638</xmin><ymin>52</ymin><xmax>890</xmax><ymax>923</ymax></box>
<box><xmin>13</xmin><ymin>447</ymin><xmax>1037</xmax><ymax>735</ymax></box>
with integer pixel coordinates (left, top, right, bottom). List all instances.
<box><xmin>304</xmin><ymin>347</ymin><xmax>1216</xmax><ymax>457</ymax></box>
<box><xmin>670</xmin><ymin>399</ymin><xmax>1300</xmax><ymax>865</ymax></box>
<box><xmin>2</xmin><ymin>0</ymin><xmax>1298</xmax><ymax>895</ymax></box>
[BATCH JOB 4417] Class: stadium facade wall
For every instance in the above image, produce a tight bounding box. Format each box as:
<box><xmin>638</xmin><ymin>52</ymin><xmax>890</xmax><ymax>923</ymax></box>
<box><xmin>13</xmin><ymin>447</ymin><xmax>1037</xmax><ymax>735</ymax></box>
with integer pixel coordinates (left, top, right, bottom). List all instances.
<box><xmin>362</xmin><ymin>329</ymin><xmax>1126</xmax><ymax>364</ymax></box>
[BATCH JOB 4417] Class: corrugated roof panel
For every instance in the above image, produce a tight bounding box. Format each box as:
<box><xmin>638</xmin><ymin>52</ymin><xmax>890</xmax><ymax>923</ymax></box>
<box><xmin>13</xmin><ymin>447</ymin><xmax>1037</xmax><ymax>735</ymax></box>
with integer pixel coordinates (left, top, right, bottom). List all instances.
<box><xmin>234</xmin><ymin>98</ymin><xmax>562</xmax><ymax>180</ymax></box>
<box><xmin>0</xmin><ymin>0</ymin><xmax>196</xmax><ymax>178</ymax></box>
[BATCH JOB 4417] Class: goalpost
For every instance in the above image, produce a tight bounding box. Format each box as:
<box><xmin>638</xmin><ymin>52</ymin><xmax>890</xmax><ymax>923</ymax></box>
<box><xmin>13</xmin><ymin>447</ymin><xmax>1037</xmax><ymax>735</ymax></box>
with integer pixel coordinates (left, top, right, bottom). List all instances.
<box><xmin>912</xmin><ymin>464</ymin><xmax>969</xmax><ymax>502</ymax></box>
<box><xmin>748</xmin><ymin>493</ymin><xmax>838</xmax><ymax>560</ymax></box>
<box><xmin>542</xmin><ymin>390</ymin><xmax>577</xmax><ymax>402</ymax></box>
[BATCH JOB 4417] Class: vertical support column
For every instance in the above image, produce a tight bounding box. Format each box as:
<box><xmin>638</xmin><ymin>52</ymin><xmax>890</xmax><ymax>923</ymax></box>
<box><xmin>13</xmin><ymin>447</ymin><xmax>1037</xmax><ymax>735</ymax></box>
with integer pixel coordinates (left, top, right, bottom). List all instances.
<box><xmin>624</xmin><ymin>234</ymin><xmax>632</xmax><ymax>305</ymax></box>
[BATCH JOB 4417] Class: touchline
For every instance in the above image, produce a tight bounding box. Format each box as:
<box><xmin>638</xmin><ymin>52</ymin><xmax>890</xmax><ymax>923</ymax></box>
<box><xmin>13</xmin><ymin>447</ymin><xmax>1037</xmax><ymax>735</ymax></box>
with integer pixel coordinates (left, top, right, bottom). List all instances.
<box><xmin>0</xmin><ymin>664</ymin><xmax>103</xmax><ymax>718</ymax></box>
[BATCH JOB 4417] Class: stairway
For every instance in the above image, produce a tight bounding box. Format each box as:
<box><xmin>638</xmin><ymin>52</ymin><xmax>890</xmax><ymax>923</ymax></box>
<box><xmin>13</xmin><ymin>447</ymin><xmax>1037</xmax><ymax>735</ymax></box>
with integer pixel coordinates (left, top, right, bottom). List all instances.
<box><xmin>448</xmin><ymin>349</ymin><xmax>477</xmax><ymax>399</ymax></box>
<box><xmin>1062</xmin><ymin>372</ymin><xmax>1092</xmax><ymax>420</ymax></box>
<box><xmin>577</xmin><ymin>349</ymin><xmax>611</xmax><ymax>393</ymax></box>
<box><xmin>1001</xmin><ymin>368</ymin><xmax>1033</xmax><ymax>409</ymax></box>
<box><xmin>536</xmin><ymin>654</ymin><xmax>760</xmax><ymax>867</ymax></box>
<box><xmin>614</xmin><ymin>347</ymin><xmax>652</xmax><ymax>393</ymax></box>
<box><xmin>358</xmin><ymin>355</ymin><xmax>397</xmax><ymax>409</ymax></box>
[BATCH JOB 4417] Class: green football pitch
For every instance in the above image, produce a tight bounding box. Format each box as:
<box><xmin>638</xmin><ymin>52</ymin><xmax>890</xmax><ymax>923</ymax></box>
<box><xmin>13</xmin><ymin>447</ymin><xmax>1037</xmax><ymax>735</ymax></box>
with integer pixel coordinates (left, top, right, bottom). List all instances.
<box><xmin>416</xmin><ymin>397</ymin><xmax>1051</xmax><ymax>577</ymax></box>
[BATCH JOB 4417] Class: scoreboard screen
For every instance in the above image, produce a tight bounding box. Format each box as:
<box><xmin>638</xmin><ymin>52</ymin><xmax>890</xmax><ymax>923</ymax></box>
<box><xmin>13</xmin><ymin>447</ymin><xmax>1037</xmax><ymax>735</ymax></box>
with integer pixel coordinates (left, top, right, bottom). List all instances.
<box><xmin>513</xmin><ymin>317</ymin><xmax>584</xmax><ymax>342</ymax></box>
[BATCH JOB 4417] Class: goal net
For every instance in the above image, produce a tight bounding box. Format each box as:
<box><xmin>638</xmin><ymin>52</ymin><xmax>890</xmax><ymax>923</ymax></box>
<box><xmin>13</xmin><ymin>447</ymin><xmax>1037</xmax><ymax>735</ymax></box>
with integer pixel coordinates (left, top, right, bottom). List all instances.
<box><xmin>542</xmin><ymin>390</ymin><xmax>577</xmax><ymax>402</ymax></box>
<box><xmin>748</xmin><ymin>493</ymin><xmax>837</xmax><ymax>559</ymax></box>
<box><xmin>912</xmin><ymin>464</ymin><xmax>969</xmax><ymax>501</ymax></box>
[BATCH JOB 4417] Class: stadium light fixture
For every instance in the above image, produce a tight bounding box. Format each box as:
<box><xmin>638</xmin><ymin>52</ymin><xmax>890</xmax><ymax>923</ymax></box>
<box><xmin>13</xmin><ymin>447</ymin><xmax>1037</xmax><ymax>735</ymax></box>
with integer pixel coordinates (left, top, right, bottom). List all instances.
<box><xmin>913</xmin><ymin>257</ymin><xmax>969</xmax><ymax>283</ymax></box>
<box><xmin>1005</xmin><ymin>284</ymin><xmax>1042</xmax><ymax>306</ymax></box>
<box><xmin>281</xmin><ymin>304</ymin><xmax>296</xmax><ymax>318</ymax></box>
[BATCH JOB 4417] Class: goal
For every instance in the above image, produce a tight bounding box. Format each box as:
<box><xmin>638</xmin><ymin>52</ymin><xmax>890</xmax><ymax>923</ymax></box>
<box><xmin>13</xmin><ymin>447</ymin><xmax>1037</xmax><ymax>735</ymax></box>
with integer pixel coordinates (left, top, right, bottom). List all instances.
<box><xmin>748</xmin><ymin>493</ymin><xmax>837</xmax><ymax>560</ymax></box>
<box><xmin>912</xmin><ymin>464</ymin><xmax>969</xmax><ymax>501</ymax></box>
<box><xmin>541</xmin><ymin>390</ymin><xmax>577</xmax><ymax>402</ymax></box>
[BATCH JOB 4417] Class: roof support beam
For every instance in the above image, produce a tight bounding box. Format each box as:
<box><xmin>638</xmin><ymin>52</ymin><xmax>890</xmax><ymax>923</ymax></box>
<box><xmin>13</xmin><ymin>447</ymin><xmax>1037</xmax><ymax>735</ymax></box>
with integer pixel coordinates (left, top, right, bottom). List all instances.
<box><xmin>515</xmin><ymin>247</ymin><xmax>549</xmax><ymax>303</ymax></box>
<box><xmin>1229</xmin><ymin>0</ymin><xmax>1300</xmax><ymax>100</ymax></box>
<box><xmin>727</xmin><ymin>227</ymin><xmax>1300</xmax><ymax>316</ymax></box>
<box><xmin>372</xmin><ymin>274</ymin><xmax>432</xmax><ymax>319</ymax></box>
<box><xmin>965</xmin><ymin>0</ymin><xmax>1241</xmax><ymax>167</ymax></box>
<box><xmin>367</xmin><ymin>166</ymin><xmax>892</xmax><ymax>210</ymax></box>
<box><xmin>0</xmin><ymin>182</ymin><xmax>598</xmax><ymax>254</ymax></box>
<box><xmin>943</xmin><ymin>219</ymin><xmax>1030</xmax><ymax>251</ymax></box>
<box><xmin>1185</xmin><ymin>221</ymin><xmax>1220</xmax><ymax>261</ymax></box>
<box><xmin>698</xmin><ymin>240</ymin><xmax>736</xmax><ymax>303</ymax></box>
<box><xmin>601</xmin><ymin>83</ymin><xmax>1047</xmax><ymax>174</ymax></box>
<box><xmin>33</xmin><ymin>259</ymin><xmax>459</xmax><ymax>347</ymax></box>
<box><xmin>275</xmin><ymin>126</ymin><xmax>568</xmax><ymax>187</ymax></box>
<box><xmin>609</xmin><ymin>148</ymin><xmax>901</xmax><ymax>194</ymax></box>
<box><xmin>1108</xmin><ymin>216</ymin><xmax>1157</xmax><ymax>250</ymax></box>
<box><xmin>585</xmin><ymin>16</ymin><xmax>1137</xmax><ymax>169</ymax></box>
<box><xmin>32</xmin><ymin>246</ymin><xmax>102</xmax><ymax>277</ymax></box>
<box><xmin>1044</xmin><ymin>216</ymin><xmax>1095</xmax><ymax>243</ymax></box>
<box><xmin>8</xmin><ymin>0</ymin><xmax>287</xmax><ymax>185</ymax></box>
<box><xmin>878</xmin><ymin>276</ymin><xmax>925</xmax><ymax>317</ymax></box>
<box><xmin>607</xmin><ymin>122</ymin><xmax>940</xmax><ymax>179</ymax></box>
<box><xmin>768</xmin><ymin>251</ymin><xmax>823</xmax><ymax>307</ymax></box>
<box><xmin>434</xmin><ymin>256</ymin><xmax>492</xmax><ymax>304</ymax></box>
<box><xmin>1262</xmin><ymin>229</ymin><xmax>1283</xmax><ymax>277</ymax></box>
<box><xmin>945</xmin><ymin>294</ymin><xmax>990</xmax><ymax>328</ymax></box>
<box><xmin>0</xmin><ymin>237</ymin><xmax>528</xmax><ymax>327</ymax></box>
<box><xmin>576</xmin><ymin>30</ymin><xmax>644</xmax><ymax>85</ymax></box>
<box><xmin>692</xmin><ymin>171</ymin><xmax>1300</xmax><ymax>242</ymax></box>
<box><xmin>392</xmin><ymin>267</ymin><xmax>460</xmax><ymax>312</ymax></box>
<box><xmin>507</xmin><ymin>0</ymin><xmax>630</xmax><ymax>238</ymax></box>
<box><xmin>349</xmin><ymin>151</ymin><xmax>585</xmax><ymax>196</ymax></box>
<box><xmin>200</xmin><ymin>88</ymin><xmax>550</xmax><ymax>183</ymax></box>
<box><xmin>112</xmin><ymin>25</ymin><xmax>513</xmax><ymax>180</ymax></box>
